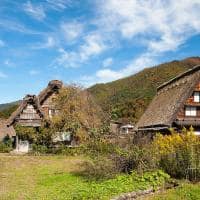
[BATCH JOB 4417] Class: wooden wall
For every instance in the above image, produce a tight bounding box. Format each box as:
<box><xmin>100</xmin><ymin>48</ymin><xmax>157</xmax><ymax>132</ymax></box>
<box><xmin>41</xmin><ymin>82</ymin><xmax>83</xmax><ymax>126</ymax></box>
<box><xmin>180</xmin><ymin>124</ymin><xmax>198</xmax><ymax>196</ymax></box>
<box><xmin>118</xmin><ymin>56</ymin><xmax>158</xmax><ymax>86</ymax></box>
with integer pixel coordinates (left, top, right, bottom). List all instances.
<box><xmin>176</xmin><ymin>82</ymin><xmax>200</xmax><ymax>120</ymax></box>
<box><xmin>40</xmin><ymin>92</ymin><xmax>58</xmax><ymax>118</ymax></box>
<box><xmin>17</xmin><ymin>104</ymin><xmax>42</xmax><ymax>127</ymax></box>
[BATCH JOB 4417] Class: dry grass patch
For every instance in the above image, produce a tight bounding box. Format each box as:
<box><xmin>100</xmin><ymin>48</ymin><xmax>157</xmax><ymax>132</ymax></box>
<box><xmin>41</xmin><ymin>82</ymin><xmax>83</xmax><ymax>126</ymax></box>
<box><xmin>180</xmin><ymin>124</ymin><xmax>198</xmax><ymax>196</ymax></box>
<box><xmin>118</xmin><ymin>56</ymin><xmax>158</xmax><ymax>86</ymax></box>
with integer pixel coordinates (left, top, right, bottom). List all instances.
<box><xmin>0</xmin><ymin>155</ymin><xmax>84</xmax><ymax>200</ymax></box>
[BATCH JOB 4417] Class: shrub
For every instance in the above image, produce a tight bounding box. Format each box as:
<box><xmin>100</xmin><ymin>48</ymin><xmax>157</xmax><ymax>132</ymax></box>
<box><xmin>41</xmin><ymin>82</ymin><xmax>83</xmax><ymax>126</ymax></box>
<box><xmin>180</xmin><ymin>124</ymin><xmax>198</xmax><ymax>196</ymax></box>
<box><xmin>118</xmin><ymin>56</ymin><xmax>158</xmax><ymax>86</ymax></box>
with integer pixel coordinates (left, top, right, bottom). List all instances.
<box><xmin>0</xmin><ymin>142</ymin><xmax>12</xmax><ymax>153</ymax></box>
<box><xmin>85</xmin><ymin>139</ymin><xmax>116</xmax><ymax>157</ymax></box>
<box><xmin>50</xmin><ymin>145</ymin><xmax>85</xmax><ymax>156</ymax></box>
<box><xmin>0</xmin><ymin>135</ymin><xmax>13</xmax><ymax>153</ymax></box>
<box><xmin>31</xmin><ymin>144</ymin><xmax>49</xmax><ymax>154</ymax></box>
<box><xmin>131</xmin><ymin>170</ymin><xmax>170</xmax><ymax>189</ymax></box>
<box><xmin>15</xmin><ymin>125</ymin><xmax>38</xmax><ymax>143</ymax></box>
<box><xmin>80</xmin><ymin>156</ymin><xmax>119</xmax><ymax>180</ymax></box>
<box><xmin>152</xmin><ymin>130</ymin><xmax>200</xmax><ymax>180</ymax></box>
<box><xmin>112</xmin><ymin>144</ymin><xmax>156</xmax><ymax>174</ymax></box>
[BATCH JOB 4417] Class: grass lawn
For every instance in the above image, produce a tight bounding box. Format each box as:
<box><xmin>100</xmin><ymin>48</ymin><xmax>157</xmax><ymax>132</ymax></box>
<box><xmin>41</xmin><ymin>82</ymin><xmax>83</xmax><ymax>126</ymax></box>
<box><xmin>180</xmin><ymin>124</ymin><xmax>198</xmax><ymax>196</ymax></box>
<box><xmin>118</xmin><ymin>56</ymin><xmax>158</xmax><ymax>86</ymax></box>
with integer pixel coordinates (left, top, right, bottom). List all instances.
<box><xmin>143</xmin><ymin>182</ymin><xmax>200</xmax><ymax>200</ymax></box>
<box><xmin>0</xmin><ymin>154</ymin><xmax>168</xmax><ymax>200</ymax></box>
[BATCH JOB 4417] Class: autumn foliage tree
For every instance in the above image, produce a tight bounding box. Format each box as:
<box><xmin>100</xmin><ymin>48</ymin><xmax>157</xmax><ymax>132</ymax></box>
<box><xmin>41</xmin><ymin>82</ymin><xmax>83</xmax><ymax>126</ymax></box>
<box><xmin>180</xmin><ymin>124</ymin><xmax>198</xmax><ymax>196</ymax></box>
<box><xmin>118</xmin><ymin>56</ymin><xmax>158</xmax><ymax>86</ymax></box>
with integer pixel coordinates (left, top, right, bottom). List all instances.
<box><xmin>51</xmin><ymin>85</ymin><xmax>105</xmax><ymax>142</ymax></box>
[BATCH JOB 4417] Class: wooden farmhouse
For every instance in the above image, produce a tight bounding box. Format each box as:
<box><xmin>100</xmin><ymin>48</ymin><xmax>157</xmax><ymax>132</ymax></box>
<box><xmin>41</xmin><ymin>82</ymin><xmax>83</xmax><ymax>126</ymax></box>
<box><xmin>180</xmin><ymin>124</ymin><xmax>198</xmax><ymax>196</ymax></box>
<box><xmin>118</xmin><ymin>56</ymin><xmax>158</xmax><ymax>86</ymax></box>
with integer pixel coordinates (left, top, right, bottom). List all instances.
<box><xmin>4</xmin><ymin>80</ymin><xmax>63</xmax><ymax>152</ymax></box>
<box><xmin>135</xmin><ymin>65</ymin><xmax>200</xmax><ymax>135</ymax></box>
<box><xmin>7</xmin><ymin>80</ymin><xmax>63</xmax><ymax>127</ymax></box>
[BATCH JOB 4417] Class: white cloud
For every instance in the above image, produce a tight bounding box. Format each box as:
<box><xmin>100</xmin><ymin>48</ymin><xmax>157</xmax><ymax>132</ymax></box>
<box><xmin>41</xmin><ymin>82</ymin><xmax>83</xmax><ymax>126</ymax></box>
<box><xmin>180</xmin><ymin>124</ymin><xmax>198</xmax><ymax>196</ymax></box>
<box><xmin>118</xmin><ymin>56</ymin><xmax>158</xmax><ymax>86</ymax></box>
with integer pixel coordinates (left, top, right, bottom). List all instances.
<box><xmin>0</xmin><ymin>40</ymin><xmax>5</xmax><ymax>47</ymax></box>
<box><xmin>60</xmin><ymin>21</ymin><xmax>83</xmax><ymax>42</ymax></box>
<box><xmin>99</xmin><ymin>0</ymin><xmax>200</xmax><ymax>50</ymax></box>
<box><xmin>55</xmin><ymin>33</ymin><xmax>108</xmax><ymax>68</ymax></box>
<box><xmin>62</xmin><ymin>0</ymin><xmax>200</xmax><ymax>84</ymax></box>
<box><xmin>94</xmin><ymin>53</ymin><xmax>156</xmax><ymax>83</ymax></box>
<box><xmin>46</xmin><ymin>0</ymin><xmax>72</xmax><ymax>11</ymax></box>
<box><xmin>0</xmin><ymin>19</ymin><xmax>43</xmax><ymax>35</ymax></box>
<box><xmin>29</xmin><ymin>70</ymin><xmax>40</xmax><ymax>75</ymax></box>
<box><xmin>0</xmin><ymin>71</ymin><xmax>7</xmax><ymax>78</ymax></box>
<box><xmin>103</xmin><ymin>57</ymin><xmax>113</xmax><ymax>68</ymax></box>
<box><xmin>4</xmin><ymin>59</ymin><xmax>15</xmax><ymax>67</ymax></box>
<box><xmin>23</xmin><ymin>1</ymin><xmax>46</xmax><ymax>21</ymax></box>
<box><xmin>32</xmin><ymin>36</ymin><xmax>56</xmax><ymax>49</ymax></box>
<box><xmin>46</xmin><ymin>0</ymin><xmax>200</xmax><ymax>85</ymax></box>
<box><xmin>56</xmin><ymin>48</ymin><xmax>80</xmax><ymax>68</ymax></box>
<box><xmin>86</xmin><ymin>0</ymin><xmax>200</xmax><ymax>83</ymax></box>
<box><xmin>96</xmin><ymin>69</ymin><xmax>122</xmax><ymax>81</ymax></box>
<box><xmin>80</xmin><ymin>33</ymin><xmax>107</xmax><ymax>61</ymax></box>
<box><xmin>45</xmin><ymin>36</ymin><xmax>56</xmax><ymax>48</ymax></box>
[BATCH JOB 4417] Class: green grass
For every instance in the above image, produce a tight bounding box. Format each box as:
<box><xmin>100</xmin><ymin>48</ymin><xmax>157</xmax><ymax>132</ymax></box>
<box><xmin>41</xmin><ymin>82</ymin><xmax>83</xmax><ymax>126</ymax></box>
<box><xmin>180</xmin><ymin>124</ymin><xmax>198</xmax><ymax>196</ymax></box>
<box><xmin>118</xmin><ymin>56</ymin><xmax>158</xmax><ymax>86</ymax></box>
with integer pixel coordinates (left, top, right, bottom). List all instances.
<box><xmin>0</xmin><ymin>154</ymin><xmax>168</xmax><ymax>200</ymax></box>
<box><xmin>144</xmin><ymin>182</ymin><xmax>200</xmax><ymax>200</ymax></box>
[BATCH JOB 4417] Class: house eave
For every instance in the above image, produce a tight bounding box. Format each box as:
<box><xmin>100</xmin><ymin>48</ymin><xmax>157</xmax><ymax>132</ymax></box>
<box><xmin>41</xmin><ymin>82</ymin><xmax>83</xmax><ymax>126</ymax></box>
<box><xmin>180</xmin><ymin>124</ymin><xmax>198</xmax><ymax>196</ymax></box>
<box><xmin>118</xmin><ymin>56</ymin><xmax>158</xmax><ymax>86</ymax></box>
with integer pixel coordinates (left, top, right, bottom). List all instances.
<box><xmin>175</xmin><ymin>119</ymin><xmax>200</xmax><ymax>126</ymax></box>
<box><xmin>136</xmin><ymin>124</ymin><xmax>171</xmax><ymax>131</ymax></box>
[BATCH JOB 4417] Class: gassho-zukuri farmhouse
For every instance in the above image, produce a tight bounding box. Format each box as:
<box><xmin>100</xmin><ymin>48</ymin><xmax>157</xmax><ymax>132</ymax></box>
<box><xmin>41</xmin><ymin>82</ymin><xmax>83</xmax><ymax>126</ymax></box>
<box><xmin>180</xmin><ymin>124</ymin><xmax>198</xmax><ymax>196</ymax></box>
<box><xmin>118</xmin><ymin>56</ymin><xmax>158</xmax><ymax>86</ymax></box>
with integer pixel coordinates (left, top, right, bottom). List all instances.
<box><xmin>135</xmin><ymin>65</ymin><xmax>200</xmax><ymax>135</ymax></box>
<box><xmin>2</xmin><ymin>65</ymin><xmax>200</xmax><ymax>150</ymax></box>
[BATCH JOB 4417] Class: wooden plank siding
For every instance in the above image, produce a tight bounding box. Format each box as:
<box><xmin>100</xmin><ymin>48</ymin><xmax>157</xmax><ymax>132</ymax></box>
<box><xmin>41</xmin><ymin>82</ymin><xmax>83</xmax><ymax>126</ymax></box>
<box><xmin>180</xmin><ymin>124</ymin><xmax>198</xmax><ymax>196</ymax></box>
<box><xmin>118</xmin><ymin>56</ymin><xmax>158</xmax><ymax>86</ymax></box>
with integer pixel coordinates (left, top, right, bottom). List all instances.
<box><xmin>176</xmin><ymin>82</ymin><xmax>200</xmax><ymax>122</ymax></box>
<box><xmin>40</xmin><ymin>93</ymin><xmax>57</xmax><ymax>118</ymax></box>
<box><xmin>7</xmin><ymin>80</ymin><xmax>63</xmax><ymax>128</ymax></box>
<box><xmin>16</xmin><ymin>104</ymin><xmax>42</xmax><ymax>127</ymax></box>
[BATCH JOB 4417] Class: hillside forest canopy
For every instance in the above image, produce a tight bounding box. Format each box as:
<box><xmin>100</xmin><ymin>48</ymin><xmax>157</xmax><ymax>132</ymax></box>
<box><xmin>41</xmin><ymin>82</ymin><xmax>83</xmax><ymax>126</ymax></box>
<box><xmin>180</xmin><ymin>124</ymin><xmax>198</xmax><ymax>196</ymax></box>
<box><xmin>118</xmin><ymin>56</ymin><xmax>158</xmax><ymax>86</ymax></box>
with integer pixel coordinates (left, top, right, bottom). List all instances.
<box><xmin>1</xmin><ymin>57</ymin><xmax>200</xmax><ymax>124</ymax></box>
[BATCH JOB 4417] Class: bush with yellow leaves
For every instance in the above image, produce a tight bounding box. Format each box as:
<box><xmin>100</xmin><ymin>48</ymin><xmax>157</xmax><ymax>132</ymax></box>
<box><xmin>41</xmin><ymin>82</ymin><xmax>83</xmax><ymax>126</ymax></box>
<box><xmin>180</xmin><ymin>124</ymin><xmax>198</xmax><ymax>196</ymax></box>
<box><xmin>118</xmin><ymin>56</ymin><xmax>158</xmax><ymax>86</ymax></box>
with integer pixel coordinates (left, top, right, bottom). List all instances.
<box><xmin>152</xmin><ymin>127</ymin><xmax>200</xmax><ymax>179</ymax></box>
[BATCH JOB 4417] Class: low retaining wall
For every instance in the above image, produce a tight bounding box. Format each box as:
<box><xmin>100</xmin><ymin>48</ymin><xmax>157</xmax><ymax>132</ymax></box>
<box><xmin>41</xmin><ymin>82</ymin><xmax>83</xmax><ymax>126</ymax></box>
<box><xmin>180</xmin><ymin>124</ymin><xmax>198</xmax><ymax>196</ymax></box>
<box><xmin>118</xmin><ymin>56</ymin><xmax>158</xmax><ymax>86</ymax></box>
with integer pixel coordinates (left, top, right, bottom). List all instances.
<box><xmin>111</xmin><ymin>181</ymin><xmax>179</xmax><ymax>200</ymax></box>
<box><xmin>111</xmin><ymin>187</ymin><xmax>155</xmax><ymax>200</ymax></box>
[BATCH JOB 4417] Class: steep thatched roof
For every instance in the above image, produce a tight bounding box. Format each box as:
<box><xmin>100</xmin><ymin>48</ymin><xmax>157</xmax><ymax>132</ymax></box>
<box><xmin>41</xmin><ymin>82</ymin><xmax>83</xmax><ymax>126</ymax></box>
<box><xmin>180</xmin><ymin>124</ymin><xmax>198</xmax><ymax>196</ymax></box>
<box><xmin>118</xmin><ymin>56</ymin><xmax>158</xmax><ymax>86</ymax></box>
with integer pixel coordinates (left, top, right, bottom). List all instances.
<box><xmin>135</xmin><ymin>65</ymin><xmax>200</xmax><ymax>131</ymax></box>
<box><xmin>38</xmin><ymin>80</ymin><xmax>63</xmax><ymax>105</ymax></box>
<box><xmin>7</xmin><ymin>95</ymin><xmax>43</xmax><ymax>126</ymax></box>
<box><xmin>7</xmin><ymin>80</ymin><xmax>63</xmax><ymax>126</ymax></box>
<box><xmin>0</xmin><ymin>119</ymin><xmax>16</xmax><ymax>140</ymax></box>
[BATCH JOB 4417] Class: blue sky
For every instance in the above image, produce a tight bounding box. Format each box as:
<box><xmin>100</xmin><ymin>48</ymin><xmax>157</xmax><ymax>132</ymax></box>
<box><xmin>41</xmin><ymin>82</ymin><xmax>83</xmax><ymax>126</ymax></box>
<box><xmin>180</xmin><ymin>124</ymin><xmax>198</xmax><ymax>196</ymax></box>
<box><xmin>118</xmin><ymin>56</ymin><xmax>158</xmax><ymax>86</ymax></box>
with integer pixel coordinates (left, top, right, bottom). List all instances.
<box><xmin>0</xmin><ymin>0</ymin><xmax>200</xmax><ymax>103</ymax></box>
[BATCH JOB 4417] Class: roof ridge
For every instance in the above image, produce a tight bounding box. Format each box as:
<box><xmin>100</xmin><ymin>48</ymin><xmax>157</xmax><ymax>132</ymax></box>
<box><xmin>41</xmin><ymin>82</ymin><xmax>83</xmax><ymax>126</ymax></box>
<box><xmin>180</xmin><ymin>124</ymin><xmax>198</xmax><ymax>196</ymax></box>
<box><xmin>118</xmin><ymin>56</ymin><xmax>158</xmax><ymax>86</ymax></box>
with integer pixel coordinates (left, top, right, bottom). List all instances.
<box><xmin>157</xmin><ymin>65</ymin><xmax>200</xmax><ymax>91</ymax></box>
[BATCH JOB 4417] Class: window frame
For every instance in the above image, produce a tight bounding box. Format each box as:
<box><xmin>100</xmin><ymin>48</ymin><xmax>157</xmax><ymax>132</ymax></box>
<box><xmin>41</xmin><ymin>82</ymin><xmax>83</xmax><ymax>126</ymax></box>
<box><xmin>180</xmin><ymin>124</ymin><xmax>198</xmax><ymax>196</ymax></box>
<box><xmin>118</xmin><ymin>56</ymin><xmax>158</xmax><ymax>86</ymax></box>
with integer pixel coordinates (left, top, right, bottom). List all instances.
<box><xmin>194</xmin><ymin>92</ymin><xmax>200</xmax><ymax>102</ymax></box>
<box><xmin>185</xmin><ymin>106</ymin><xmax>197</xmax><ymax>116</ymax></box>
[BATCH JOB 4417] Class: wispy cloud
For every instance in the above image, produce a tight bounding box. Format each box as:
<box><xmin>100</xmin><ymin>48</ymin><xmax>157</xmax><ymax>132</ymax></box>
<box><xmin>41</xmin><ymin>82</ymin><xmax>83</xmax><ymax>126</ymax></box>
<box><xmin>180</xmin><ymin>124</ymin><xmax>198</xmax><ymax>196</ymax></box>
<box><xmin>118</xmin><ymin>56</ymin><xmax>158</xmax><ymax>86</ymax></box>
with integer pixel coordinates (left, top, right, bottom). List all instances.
<box><xmin>55</xmin><ymin>33</ymin><xmax>108</xmax><ymax>68</ymax></box>
<box><xmin>103</xmin><ymin>57</ymin><xmax>113</xmax><ymax>68</ymax></box>
<box><xmin>0</xmin><ymin>18</ymin><xmax>44</xmax><ymax>35</ymax></box>
<box><xmin>87</xmin><ymin>0</ymin><xmax>200</xmax><ymax>83</ymax></box>
<box><xmin>23</xmin><ymin>1</ymin><xmax>46</xmax><ymax>21</ymax></box>
<box><xmin>0</xmin><ymin>71</ymin><xmax>7</xmax><ymax>78</ymax></box>
<box><xmin>29</xmin><ymin>70</ymin><xmax>40</xmax><ymax>75</ymax></box>
<box><xmin>80</xmin><ymin>33</ymin><xmax>107</xmax><ymax>61</ymax></box>
<box><xmin>46</xmin><ymin>0</ymin><xmax>72</xmax><ymax>11</ymax></box>
<box><xmin>79</xmin><ymin>53</ymin><xmax>156</xmax><ymax>86</ymax></box>
<box><xmin>32</xmin><ymin>36</ymin><xmax>56</xmax><ymax>49</ymax></box>
<box><xmin>4</xmin><ymin>59</ymin><xmax>15</xmax><ymax>67</ymax></box>
<box><xmin>60</xmin><ymin>21</ymin><xmax>84</xmax><ymax>43</ymax></box>
<box><xmin>95</xmin><ymin>53</ymin><xmax>156</xmax><ymax>83</ymax></box>
<box><xmin>0</xmin><ymin>39</ymin><xmax>5</xmax><ymax>47</ymax></box>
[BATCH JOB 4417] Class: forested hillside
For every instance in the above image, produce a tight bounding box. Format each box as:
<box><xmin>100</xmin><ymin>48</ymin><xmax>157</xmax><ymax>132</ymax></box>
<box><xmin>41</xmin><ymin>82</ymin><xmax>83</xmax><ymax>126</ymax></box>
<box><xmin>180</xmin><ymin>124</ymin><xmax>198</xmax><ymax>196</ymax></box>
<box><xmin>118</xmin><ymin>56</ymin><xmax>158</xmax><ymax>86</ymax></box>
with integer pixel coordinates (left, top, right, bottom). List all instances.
<box><xmin>88</xmin><ymin>57</ymin><xmax>200</xmax><ymax>123</ymax></box>
<box><xmin>1</xmin><ymin>57</ymin><xmax>200</xmax><ymax>122</ymax></box>
<box><xmin>0</xmin><ymin>103</ymin><xmax>19</xmax><ymax>119</ymax></box>
<box><xmin>0</xmin><ymin>101</ymin><xmax>20</xmax><ymax>111</ymax></box>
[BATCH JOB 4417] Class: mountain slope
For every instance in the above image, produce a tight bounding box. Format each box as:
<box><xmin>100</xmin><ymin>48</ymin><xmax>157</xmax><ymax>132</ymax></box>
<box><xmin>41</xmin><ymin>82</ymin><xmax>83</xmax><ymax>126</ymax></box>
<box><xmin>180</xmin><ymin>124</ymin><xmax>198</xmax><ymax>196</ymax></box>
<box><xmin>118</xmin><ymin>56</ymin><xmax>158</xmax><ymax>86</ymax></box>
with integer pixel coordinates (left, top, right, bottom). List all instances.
<box><xmin>0</xmin><ymin>101</ymin><xmax>20</xmax><ymax>119</ymax></box>
<box><xmin>0</xmin><ymin>101</ymin><xmax>20</xmax><ymax>111</ymax></box>
<box><xmin>88</xmin><ymin>57</ymin><xmax>200</xmax><ymax>123</ymax></box>
<box><xmin>1</xmin><ymin>57</ymin><xmax>200</xmax><ymax>122</ymax></box>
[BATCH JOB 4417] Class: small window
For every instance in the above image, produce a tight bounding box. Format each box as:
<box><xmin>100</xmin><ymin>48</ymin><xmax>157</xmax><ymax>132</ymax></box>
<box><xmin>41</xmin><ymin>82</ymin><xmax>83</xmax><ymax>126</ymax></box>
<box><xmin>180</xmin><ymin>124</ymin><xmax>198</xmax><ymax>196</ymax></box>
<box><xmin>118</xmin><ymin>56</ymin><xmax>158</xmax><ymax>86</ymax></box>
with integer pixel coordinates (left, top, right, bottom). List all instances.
<box><xmin>194</xmin><ymin>92</ymin><xmax>200</xmax><ymax>102</ymax></box>
<box><xmin>49</xmin><ymin>109</ymin><xmax>56</xmax><ymax>118</ymax></box>
<box><xmin>185</xmin><ymin>106</ymin><xmax>197</xmax><ymax>116</ymax></box>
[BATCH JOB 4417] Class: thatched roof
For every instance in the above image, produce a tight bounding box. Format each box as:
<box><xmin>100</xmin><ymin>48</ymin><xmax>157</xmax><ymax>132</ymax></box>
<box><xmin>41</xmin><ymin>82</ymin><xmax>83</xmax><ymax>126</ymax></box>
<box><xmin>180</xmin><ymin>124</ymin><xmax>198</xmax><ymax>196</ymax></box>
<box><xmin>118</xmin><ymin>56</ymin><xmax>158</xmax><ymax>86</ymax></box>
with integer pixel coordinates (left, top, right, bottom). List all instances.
<box><xmin>7</xmin><ymin>80</ymin><xmax>63</xmax><ymax>126</ymax></box>
<box><xmin>135</xmin><ymin>65</ymin><xmax>200</xmax><ymax>131</ymax></box>
<box><xmin>0</xmin><ymin>119</ymin><xmax>16</xmax><ymax>140</ymax></box>
<box><xmin>7</xmin><ymin>94</ymin><xmax>43</xmax><ymax>126</ymax></box>
<box><xmin>38</xmin><ymin>80</ymin><xmax>63</xmax><ymax>105</ymax></box>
